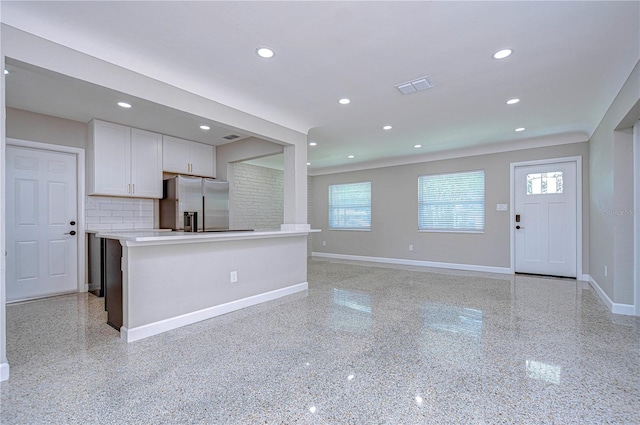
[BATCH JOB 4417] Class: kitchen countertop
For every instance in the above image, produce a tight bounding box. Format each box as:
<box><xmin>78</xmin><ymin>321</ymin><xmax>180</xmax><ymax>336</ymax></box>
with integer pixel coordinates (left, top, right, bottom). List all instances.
<box><xmin>86</xmin><ymin>228</ymin><xmax>172</xmax><ymax>234</ymax></box>
<box><xmin>95</xmin><ymin>228</ymin><xmax>318</xmax><ymax>246</ymax></box>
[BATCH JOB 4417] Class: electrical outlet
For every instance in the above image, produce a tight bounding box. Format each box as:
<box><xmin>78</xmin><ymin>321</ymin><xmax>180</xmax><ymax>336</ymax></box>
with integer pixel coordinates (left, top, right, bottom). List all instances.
<box><xmin>604</xmin><ymin>265</ymin><xmax>608</xmax><ymax>277</ymax></box>
<box><xmin>322</xmin><ymin>241</ymin><xmax>326</xmax><ymax>246</ymax></box>
<box><xmin>409</xmin><ymin>244</ymin><xmax>414</xmax><ymax>251</ymax></box>
<box><xmin>230</xmin><ymin>271</ymin><xmax>238</xmax><ymax>283</ymax></box>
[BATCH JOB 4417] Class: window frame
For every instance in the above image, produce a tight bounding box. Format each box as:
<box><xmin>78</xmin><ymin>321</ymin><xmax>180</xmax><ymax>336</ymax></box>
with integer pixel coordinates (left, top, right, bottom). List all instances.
<box><xmin>417</xmin><ymin>169</ymin><xmax>485</xmax><ymax>233</ymax></box>
<box><xmin>328</xmin><ymin>181</ymin><xmax>372</xmax><ymax>231</ymax></box>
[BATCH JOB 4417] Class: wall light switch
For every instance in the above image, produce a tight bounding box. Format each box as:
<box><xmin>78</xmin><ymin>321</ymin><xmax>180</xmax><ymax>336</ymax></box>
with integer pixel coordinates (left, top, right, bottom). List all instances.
<box><xmin>230</xmin><ymin>271</ymin><xmax>238</xmax><ymax>283</ymax></box>
<box><xmin>409</xmin><ymin>244</ymin><xmax>414</xmax><ymax>251</ymax></box>
<box><xmin>496</xmin><ymin>204</ymin><xmax>508</xmax><ymax>211</ymax></box>
<box><xmin>322</xmin><ymin>241</ymin><xmax>326</xmax><ymax>246</ymax></box>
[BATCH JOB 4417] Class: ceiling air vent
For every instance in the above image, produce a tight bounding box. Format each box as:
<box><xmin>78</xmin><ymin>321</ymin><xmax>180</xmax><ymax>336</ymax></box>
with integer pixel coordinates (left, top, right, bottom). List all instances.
<box><xmin>223</xmin><ymin>134</ymin><xmax>240</xmax><ymax>140</ymax></box>
<box><xmin>396</xmin><ymin>76</ymin><xmax>433</xmax><ymax>95</ymax></box>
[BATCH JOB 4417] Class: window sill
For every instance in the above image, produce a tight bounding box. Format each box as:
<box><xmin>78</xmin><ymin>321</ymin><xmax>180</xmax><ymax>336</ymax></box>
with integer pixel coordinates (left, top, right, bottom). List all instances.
<box><xmin>418</xmin><ymin>230</ymin><xmax>485</xmax><ymax>234</ymax></box>
<box><xmin>328</xmin><ymin>228</ymin><xmax>371</xmax><ymax>232</ymax></box>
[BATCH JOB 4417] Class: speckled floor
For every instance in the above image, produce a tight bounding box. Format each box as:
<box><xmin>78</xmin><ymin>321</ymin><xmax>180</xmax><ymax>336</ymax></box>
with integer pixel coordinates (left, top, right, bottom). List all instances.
<box><xmin>1</xmin><ymin>259</ymin><xmax>639</xmax><ymax>424</ymax></box>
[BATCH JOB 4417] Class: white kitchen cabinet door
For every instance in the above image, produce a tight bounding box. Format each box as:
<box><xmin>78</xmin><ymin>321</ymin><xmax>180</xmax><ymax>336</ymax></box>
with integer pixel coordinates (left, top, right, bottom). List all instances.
<box><xmin>162</xmin><ymin>135</ymin><xmax>215</xmax><ymax>177</ymax></box>
<box><xmin>189</xmin><ymin>142</ymin><xmax>215</xmax><ymax>177</ymax></box>
<box><xmin>90</xmin><ymin>120</ymin><xmax>131</xmax><ymax>197</ymax></box>
<box><xmin>89</xmin><ymin>120</ymin><xmax>163</xmax><ymax>198</ymax></box>
<box><xmin>131</xmin><ymin>129</ymin><xmax>163</xmax><ymax>198</ymax></box>
<box><xmin>162</xmin><ymin>135</ymin><xmax>190</xmax><ymax>174</ymax></box>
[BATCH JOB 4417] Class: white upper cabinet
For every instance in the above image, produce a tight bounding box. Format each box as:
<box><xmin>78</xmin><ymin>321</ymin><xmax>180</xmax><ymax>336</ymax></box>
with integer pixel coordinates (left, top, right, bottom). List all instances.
<box><xmin>88</xmin><ymin>120</ymin><xmax>163</xmax><ymax>198</ymax></box>
<box><xmin>162</xmin><ymin>135</ymin><xmax>215</xmax><ymax>178</ymax></box>
<box><xmin>130</xmin><ymin>128</ymin><xmax>163</xmax><ymax>198</ymax></box>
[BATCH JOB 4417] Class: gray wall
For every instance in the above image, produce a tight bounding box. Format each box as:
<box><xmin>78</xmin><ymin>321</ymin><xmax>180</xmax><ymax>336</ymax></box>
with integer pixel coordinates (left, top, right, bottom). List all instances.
<box><xmin>311</xmin><ymin>142</ymin><xmax>589</xmax><ymax>271</ymax></box>
<box><xmin>230</xmin><ymin>162</ymin><xmax>283</xmax><ymax>230</ymax></box>
<box><xmin>589</xmin><ymin>60</ymin><xmax>640</xmax><ymax>304</ymax></box>
<box><xmin>6</xmin><ymin>107</ymin><xmax>87</xmax><ymax>148</ymax></box>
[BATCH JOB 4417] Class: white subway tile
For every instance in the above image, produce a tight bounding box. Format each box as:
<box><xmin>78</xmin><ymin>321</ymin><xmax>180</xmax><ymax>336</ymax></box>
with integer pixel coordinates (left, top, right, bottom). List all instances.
<box><xmin>112</xmin><ymin>223</ymin><xmax>135</xmax><ymax>230</ymax></box>
<box><xmin>112</xmin><ymin>210</ymin><xmax>134</xmax><ymax>217</ymax></box>
<box><xmin>100</xmin><ymin>217</ymin><xmax>124</xmax><ymax>224</ymax></box>
<box><xmin>104</xmin><ymin>203</ymin><xmax>124</xmax><ymax>211</ymax></box>
<box><xmin>86</xmin><ymin>223</ymin><xmax>113</xmax><ymax>231</ymax></box>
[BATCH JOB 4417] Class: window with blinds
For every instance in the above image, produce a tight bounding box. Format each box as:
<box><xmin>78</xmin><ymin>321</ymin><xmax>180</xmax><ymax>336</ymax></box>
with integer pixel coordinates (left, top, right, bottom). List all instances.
<box><xmin>418</xmin><ymin>170</ymin><xmax>485</xmax><ymax>232</ymax></box>
<box><xmin>328</xmin><ymin>182</ymin><xmax>371</xmax><ymax>230</ymax></box>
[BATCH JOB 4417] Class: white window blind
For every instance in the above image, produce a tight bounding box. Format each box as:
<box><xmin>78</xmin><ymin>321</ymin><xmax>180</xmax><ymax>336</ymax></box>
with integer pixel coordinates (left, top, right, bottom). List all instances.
<box><xmin>418</xmin><ymin>170</ymin><xmax>485</xmax><ymax>232</ymax></box>
<box><xmin>329</xmin><ymin>182</ymin><xmax>371</xmax><ymax>230</ymax></box>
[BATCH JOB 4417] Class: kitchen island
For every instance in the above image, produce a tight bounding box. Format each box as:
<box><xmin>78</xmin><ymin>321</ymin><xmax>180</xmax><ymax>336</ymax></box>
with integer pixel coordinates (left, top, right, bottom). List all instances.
<box><xmin>96</xmin><ymin>229</ymin><xmax>312</xmax><ymax>342</ymax></box>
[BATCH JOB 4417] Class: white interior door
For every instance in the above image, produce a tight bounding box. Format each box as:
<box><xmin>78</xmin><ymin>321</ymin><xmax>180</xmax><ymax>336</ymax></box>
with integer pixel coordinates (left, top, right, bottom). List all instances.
<box><xmin>6</xmin><ymin>146</ymin><xmax>78</xmax><ymax>302</ymax></box>
<box><xmin>515</xmin><ymin>161</ymin><xmax>577</xmax><ymax>278</ymax></box>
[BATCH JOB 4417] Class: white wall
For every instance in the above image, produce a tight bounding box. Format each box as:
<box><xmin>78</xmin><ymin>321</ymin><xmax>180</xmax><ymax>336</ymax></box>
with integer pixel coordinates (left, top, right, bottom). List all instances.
<box><xmin>122</xmin><ymin>234</ymin><xmax>308</xmax><ymax>340</ymax></box>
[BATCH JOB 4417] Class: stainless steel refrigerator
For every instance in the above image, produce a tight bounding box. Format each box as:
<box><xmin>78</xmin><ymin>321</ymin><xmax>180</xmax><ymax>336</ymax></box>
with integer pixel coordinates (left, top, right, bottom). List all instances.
<box><xmin>203</xmin><ymin>178</ymin><xmax>229</xmax><ymax>230</ymax></box>
<box><xmin>160</xmin><ymin>176</ymin><xmax>229</xmax><ymax>231</ymax></box>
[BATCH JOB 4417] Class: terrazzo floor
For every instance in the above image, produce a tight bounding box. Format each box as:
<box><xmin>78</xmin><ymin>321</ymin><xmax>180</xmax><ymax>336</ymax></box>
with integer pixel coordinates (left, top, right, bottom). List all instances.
<box><xmin>1</xmin><ymin>259</ymin><xmax>639</xmax><ymax>424</ymax></box>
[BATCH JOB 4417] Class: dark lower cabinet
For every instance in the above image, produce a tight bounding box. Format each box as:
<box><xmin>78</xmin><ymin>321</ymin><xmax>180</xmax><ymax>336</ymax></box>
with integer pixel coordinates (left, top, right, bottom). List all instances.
<box><xmin>87</xmin><ymin>233</ymin><xmax>104</xmax><ymax>297</ymax></box>
<box><xmin>103</xmin><ymin>238</ymin><xmax>123</xmax><ymax>331</ymax></box>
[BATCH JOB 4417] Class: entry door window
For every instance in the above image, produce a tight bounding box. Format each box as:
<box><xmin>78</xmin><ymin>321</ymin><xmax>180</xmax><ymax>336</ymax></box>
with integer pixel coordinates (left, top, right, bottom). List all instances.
<box><xmin>527</xmin><ymin>172</ymin><xmax>563</xmax><ymax>195</ymax></box>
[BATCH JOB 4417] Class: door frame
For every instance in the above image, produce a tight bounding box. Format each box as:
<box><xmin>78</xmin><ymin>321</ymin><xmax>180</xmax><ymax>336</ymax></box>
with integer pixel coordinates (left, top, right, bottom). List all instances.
<box><xmin>6</xmin><ymin>138</ymin><xmax>86</xmax><ymax>295</ymax></box>
<box><xmin>509</xmin><ymin>156</ymin><xmax>583</xmax><ymax>279</ymax></box>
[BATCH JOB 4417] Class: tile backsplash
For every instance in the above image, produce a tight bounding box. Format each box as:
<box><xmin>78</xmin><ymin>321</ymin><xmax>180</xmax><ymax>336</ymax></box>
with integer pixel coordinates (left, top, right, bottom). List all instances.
<box><xmin>85</xmin><ymin>196</ymin><xmax>155</xmax><ymax>231</ymax></box>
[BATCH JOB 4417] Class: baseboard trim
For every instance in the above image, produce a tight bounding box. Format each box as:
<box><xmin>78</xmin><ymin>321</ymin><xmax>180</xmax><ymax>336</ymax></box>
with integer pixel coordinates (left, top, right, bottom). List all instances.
<box><xmin>587</xmin><ymin>275</ymin><xmax>636</xmax><ymax>316</ymax></box>
<box><xmin>0</xmin><ymin>362</ymin><xmax>9</xmax><ymax>382</ymax></box>
<box><xmin>121</xmin><ymin>282</ymin><xmax>308</xmax><ymax>343</ymax></box>
<box><xmin>311</xmin><ymin>252</ymin><xmax>511</xmax><ymax>275</ymax></box>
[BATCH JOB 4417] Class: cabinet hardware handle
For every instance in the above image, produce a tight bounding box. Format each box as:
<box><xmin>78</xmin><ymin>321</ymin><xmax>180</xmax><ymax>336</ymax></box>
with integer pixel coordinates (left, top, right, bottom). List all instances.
<box><xmin>64</xmin><ymin>231</ymin><xmax>77</xmax><ymax>236</ymax></box>
<box><xmin>132</xmin><ymin>184</ymin><xmax>135</xmax><ymax>194</ymax></box>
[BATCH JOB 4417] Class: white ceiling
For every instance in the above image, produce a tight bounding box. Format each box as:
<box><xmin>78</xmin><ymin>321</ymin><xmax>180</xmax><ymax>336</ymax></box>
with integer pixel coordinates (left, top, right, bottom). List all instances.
<box><xmin>1</xmin><ymin>1</ymin><xmax>639</xmax><ymax>174</ymax></box>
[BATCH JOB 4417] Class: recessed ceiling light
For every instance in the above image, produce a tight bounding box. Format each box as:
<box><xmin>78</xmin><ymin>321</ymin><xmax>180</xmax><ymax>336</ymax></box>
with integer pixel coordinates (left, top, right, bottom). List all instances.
<box><xmin>199</xmin><ymin>125</ymin><xmax>210</xmax><ymax>130</ymax></box>
<box><xmin>256</xmin><ymin>47</ymin><xmax>275</xmax><ymax>58</ymax></box>
<box><xmin>117</xmin><ymin>102</ymin><xmax>132</xmax><ymax>108</ymax></box>
<box><xmin>338</xmin><ymin>98</ymin><xmax>351</xmax><ymax>105</ymax></box>
<box><xmin>493</xmin><ymin>49</ymin><xmax>513</xmax><ymax>59</ymax></box>
<box><xmin>414</xmin><ymin>144</ymin><xmax>422</xmax><ymax>148</ymax></box>
<box><xmin>307</xmin><ymin>162</ymin><xmax>311</xmax><ymax>166</ymax></box>
<box><xmin>506</xmin><ymin>98</ymin><xmax>520</xmax><ymax>105</ymax></box>
<box><xmin>309</xmin><ymin>142</ymin><xmax>317</xmax><ymax>146</ymax></box>
<box><xmin>347</xmin><ymin>155</ymin><xmax>355</xmax><ymax>159</ymax></box>
<box><xmin>515</xmin><ymin>127</ymin><xmax>526</xmax><ymax>132</ymax></box>
<box><xmin>383</xmin><ymin>125</ymin><xmax>393</xmax><ymax>130</ymax></box>
<box><xmin>4</xmin><ymin>69</ymin><xmax>9</xmax><ymax>75</ymax></box>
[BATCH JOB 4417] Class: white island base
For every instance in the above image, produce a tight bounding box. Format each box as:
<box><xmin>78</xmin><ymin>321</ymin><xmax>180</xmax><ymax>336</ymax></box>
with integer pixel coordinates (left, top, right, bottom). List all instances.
<box><xmin>98</xmin><ymin>230</ymin><xmax>310</xmax><ymax>342</ymax></box>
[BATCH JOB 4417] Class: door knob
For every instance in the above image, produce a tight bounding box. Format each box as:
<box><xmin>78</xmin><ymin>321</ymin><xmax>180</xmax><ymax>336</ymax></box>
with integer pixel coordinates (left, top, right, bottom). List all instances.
<box><xmin>65</xmin><ymin>230</ymin><xmax>77</xmax><ymax>236</ymax></box>
<box><xmin>70</xmin><ymin>221</ymin><xmax>76</xmax><ymax>226</ymax></box>
<box><xmin>515</xmin><ymin>226</ymin><xmax>523</xmax><ymax>230</ymax></box>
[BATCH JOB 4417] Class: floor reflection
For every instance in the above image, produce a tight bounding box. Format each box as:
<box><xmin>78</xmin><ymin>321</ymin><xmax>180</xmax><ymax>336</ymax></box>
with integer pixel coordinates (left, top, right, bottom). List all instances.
<box><xmin>331</xmin><ymin>288</ymin><xmax>372</xmax><ymax>332</ymax></box>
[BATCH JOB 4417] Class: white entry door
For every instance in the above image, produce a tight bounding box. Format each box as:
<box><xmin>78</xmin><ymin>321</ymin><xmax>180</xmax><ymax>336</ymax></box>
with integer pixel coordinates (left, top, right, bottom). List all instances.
<box><xmin>6</xmin><ymin>146</ymin><xmax>79</xmax><ymax>302</ymax></box>
<box><xmin>514</xmin><ymin>161</ymin><xmax>577</xmax><ymax>278</ymax></box>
